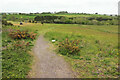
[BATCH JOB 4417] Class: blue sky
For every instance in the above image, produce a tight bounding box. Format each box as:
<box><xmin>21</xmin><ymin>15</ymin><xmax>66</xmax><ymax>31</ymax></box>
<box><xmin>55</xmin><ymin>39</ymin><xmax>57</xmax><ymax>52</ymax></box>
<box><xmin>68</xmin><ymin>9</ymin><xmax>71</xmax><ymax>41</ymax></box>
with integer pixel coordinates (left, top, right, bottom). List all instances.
<box><xmin>0</xmin><ymin>0</ymin><xmax>119</xmax><ymax>14</ymax></box>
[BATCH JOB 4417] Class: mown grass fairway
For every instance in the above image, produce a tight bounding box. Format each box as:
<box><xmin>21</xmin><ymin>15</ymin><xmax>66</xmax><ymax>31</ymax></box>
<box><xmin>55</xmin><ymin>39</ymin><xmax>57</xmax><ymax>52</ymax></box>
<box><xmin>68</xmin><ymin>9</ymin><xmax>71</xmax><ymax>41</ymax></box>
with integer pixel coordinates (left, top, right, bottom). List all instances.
<box><xmin>2</xmin><ymin>22</ymin><xmax>118</xmax><ymax>78</ymax></box>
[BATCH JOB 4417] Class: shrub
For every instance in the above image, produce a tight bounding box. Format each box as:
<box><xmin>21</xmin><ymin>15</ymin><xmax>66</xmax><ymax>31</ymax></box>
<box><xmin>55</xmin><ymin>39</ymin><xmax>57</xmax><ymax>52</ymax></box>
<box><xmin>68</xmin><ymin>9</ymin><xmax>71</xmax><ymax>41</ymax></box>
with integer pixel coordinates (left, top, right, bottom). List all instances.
<box><xmin>58</xmin><ymin>38</ymin><xmax>80</xmax><ymax>55</ymax></box>
<box><xmin>7</xmin><ymin>40</ymin><xmax>31</xmax><ymax>52</ymax></box>
<box><xmin>28</xmin><ymin>20</ymin><xmax>32</xmax><ymax>23</ymax></box>
<box><xmin>30</xmin><ymin>32</ymin><xmax>37</xmax><ymax>39</ymax></box>
<box><xmin>2</xmin><ymin>40</ymin><xmax>32</xmax><ymax>78</ymax></box>
<box><xmin>2</xmin><ymin>20</ymin><xmax>13</xmax><ymax>26</ymax></box>
<box><xmin>9</xmin><ymin>30</ymin><xmax>37</xmax><ymax>40</ymax></box>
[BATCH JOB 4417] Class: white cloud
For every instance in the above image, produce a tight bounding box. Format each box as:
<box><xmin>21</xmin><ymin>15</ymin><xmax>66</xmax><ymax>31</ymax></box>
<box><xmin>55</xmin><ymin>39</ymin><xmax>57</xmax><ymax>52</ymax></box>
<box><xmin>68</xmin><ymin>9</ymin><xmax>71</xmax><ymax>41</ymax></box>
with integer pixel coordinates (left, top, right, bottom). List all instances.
<box><xmin>0</xmin><ymin>0</ymin><xmax>119</xmax><ymax>14</ymax></box>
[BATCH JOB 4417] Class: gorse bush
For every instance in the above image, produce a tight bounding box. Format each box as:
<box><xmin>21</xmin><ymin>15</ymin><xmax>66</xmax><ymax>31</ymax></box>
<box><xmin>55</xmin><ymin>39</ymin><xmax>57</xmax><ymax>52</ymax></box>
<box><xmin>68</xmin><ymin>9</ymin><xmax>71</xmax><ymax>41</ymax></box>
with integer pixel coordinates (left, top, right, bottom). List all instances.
<box><xmin>9</xmin><ymin>30</ymin><xmax>29</xmax><ymax>39</ymax></box>
<box><xmin>30</xmin><ymin>32</ymin><xmax>37</xmax><ymax>39</ymax></box>
<box><xmin>59</xmin><ymin>38</ymin><xmax>80</xmax><ymax>55</ymax></box>
<box><xmin>6</xmin><ymin>40</ymin><xmax>31</xmax><ymax>52</ymax></box>
<box><xmin>9</xmin><ymin>30</ymin><xmax>37</xmax><ymax>40</ymax></box>
<box><xmin>2</xmin><ymin>20</ymin><xmax>13</xmax><ymax>26</ymax></box>
<box><xmin>12</xmin><ymin>40</ymin><xmax>30</xmax><ymax>51</ymax></box>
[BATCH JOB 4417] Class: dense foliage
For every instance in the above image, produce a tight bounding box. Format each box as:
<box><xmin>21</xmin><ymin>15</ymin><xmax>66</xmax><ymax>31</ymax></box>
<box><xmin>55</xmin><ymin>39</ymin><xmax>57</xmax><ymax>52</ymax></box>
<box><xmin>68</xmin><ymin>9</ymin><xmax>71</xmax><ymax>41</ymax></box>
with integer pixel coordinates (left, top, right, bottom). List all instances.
<box><xmin>59</xmin><ymin>38</ymin><xmax>80</xmax><ymax>55</ymax></box>
<box><xmin>1</xmin><ymin>12</ymin><xmax>118</xmax><ymax>25</ymax></box>
<box><xmin>2</xmin><ymin>20</ymin><xmax>13</xmax><ymax>26</ymax></box>
<box><xmin>34</xmin><ymin>15</ymin><xmax>118</xmax><ymax>25</ymax></box>
<box><xmin>9</xmin><ymin>30</ymin><xmax>37</xmax><ymax>40</ymax></box>
<box><xmin>34</xmin><ymin>16</ymin><xmax>64</xmax><ymax>23</ymax></box>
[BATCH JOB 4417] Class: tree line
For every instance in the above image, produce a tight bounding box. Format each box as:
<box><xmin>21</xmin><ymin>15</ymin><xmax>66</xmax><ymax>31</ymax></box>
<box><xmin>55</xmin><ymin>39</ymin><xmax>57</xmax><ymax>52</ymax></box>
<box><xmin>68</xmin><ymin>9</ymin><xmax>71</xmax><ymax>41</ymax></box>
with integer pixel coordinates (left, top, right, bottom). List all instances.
<box><xmin>34</xmin><ymin>16</ymin><xmax>118</xmax><ymax>25</ymax></box>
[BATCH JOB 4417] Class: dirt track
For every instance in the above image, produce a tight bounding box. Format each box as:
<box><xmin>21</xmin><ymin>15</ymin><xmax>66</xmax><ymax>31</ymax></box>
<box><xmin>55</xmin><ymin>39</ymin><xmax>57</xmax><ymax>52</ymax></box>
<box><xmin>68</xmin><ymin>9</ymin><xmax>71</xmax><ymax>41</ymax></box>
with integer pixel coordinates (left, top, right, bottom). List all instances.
<box><xmin>28</xmin><ymin>35</ymin><xmax>75</xmax><ymax>78</ymax></box>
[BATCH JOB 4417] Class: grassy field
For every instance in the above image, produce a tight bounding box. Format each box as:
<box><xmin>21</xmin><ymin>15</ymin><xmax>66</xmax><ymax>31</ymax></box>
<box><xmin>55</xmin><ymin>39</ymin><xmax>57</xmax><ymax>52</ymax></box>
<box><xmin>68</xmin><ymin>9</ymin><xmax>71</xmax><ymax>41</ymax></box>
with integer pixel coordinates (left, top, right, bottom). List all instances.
<box><xmin>3</xmin><ymin>13</ymin><xmax>117</xmax><ymax>22</ymax></box>
<box><xmin>2</xmin><ymin>22</ymin><xmax>56</xmax><ymax>78</ymax></box>
<box><xmin>2</xmin><ymin>21</ymin><xmax>118</xmax><ymax>78</ymax></box>
<box><xmin>2</xmin><ymin>26</ymin><xmax>33</xmax><ymax>78</ymax></box>
<box><xmin>44</xmin><ymin>24</ymin><xmax>118</xmax><ymax>78</ymax></box>
<box><xmin>4</xmin><ymin>13</ymin><xmax>115</xmax><ymax>18</ymax></box>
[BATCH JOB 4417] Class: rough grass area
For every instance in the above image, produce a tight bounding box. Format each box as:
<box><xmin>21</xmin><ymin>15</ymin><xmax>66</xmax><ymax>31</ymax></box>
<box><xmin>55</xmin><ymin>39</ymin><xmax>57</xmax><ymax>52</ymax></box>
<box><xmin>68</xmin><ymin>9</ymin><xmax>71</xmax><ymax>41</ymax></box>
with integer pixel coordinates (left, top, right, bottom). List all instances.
<box><xmin>2</xmin><ymin>22</ymin><xmax>119</xmax><ymax>78</ymax></box>
<box><xmin>44</xmin><ymin>24</ymin><xmax>118</xmax><ymax>78</ymax></box>
<box><xmin>2</xmin><ymin>23</ymin><xmax>56</xmax><ymax>78</ymax></box>
<box><xmin>2</xmin><ymin>26</ymin><xmax>36</xmax><ymax>78</ymax></box>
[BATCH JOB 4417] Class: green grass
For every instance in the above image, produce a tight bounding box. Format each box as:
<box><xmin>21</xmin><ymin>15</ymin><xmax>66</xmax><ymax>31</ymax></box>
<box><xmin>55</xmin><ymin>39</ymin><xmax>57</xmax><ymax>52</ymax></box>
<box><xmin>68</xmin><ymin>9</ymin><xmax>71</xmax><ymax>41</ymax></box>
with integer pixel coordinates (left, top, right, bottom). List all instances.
<box><xmin>43</xmin><ymin>24</ymin><xmax>118</xmax><ymax>78</ymax></box>
<box><xmin>2</xmin><ymin>26</ymin><xmax>35</xmax><ymax>78</ymax></box>
<box><xmin>3</xmin><ymin>13</ymin><xmax>117</xmax><ymax>26</ymax></box>
<box><xmin>5</xmin><ymin>13</ymin><xmax>115</xmax><ymax>19</ymax></box>
<box><xmin>2</xmin><ymin>23</ymin><xmax>57</xmax><ymax>78</ymax></box>
<box><xmin>2</xmin><ymin>22</ymin><xmax>118</xmax><ymax>78</ymax></box>
<box><xmin>2</xmin><ymin>49</ymin><xmax>32</xmax><ymax>78</ymax></box>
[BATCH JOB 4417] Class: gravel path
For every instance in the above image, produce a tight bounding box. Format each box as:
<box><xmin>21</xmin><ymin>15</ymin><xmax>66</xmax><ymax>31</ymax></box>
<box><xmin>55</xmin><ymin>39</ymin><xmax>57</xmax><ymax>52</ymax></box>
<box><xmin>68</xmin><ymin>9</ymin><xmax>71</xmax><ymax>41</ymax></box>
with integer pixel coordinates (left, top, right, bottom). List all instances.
<box><xmin>28</xmin><ymin>35</ymin><xmax>75</xmax><ymax>78</ymax></box>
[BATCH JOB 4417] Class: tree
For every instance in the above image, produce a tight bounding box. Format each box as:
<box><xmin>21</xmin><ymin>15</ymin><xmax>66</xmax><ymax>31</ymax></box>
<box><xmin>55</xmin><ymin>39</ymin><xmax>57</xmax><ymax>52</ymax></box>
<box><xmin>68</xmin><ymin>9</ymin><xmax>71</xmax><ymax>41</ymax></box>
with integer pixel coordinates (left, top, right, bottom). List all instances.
<box><xmin>41</xmin><ymin>12</ymin><xmax>51</xmax><ymax>14</ymax></box>
<box><xmin>95</xmin><ymin>13</ymin><xmax>98</xmax><ymax>14</ymax></box>
<box><xmin>56</xmin><ymin>11</ymin><xmax>68</xmax><ymax>14</ymax></box>
<box><xmin>34</xmin><ymin>16</ymin><xmax>44</xmax><ymax>22</ymax></box>
<box><xmin>34</xmin><ymin>16</ymin><xmax>62</xmax><ymax>23</ymax></box>
<box><xmin>2</xmin><ymin>20</ymin><xmax>13</xmax><ymax>26</ymax></box>
<box><xmin>9</xmin><ymin>16</ymin><xmax>16</xmax><ymax>21</ymax></box>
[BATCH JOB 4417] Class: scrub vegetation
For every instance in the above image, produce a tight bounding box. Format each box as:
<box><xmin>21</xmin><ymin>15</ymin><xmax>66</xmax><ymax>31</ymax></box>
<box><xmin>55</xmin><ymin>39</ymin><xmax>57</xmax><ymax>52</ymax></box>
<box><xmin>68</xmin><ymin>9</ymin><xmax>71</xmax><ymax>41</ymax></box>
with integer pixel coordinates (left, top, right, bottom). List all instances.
<box><xmin>1</xmin><ymin>12</ymin><xmax>119</xmax><ymax>78</ymax></box>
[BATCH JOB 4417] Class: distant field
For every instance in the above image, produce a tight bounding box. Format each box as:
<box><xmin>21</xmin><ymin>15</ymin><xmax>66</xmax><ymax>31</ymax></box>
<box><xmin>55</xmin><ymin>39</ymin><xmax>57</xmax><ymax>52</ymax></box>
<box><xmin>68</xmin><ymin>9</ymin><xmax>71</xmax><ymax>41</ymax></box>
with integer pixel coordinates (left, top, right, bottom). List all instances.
<box><xmin>4</xmin><ymin>13</ymin><xmax>115</xmax><ymax>20</ymax></box>
<box><xmin>55</xmin><ymin>14</ymin><xmax>113</xmax><ymax>18</ymax></box>
<box><xmin>2</xmin><ymin>13</ymin><xmax>117</xmax><ymax>26</ymax></box>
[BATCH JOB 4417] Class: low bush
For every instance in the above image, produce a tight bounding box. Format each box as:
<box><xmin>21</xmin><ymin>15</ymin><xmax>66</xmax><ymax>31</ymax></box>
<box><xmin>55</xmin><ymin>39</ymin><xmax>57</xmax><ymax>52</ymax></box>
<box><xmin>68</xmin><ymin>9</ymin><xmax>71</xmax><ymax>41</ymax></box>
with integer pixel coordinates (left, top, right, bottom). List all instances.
<box><xmin>9</xmin><ymin>30</ymin><xmax>37</xmax><ymax>40</ymax></box>
<box><xmin>29</xmin><ymin>32</ymin><xmax>37</xmax><ymax>39</ymax></box>
<box><xmin>6</xmin><ymin>40</ymin><xmax>31</xmax><ymax>52</ymax></box>
<box><xmin>58</xmin><ymin>38</ymin><xmax>80</xmax><ymax>55</ymax></box>
<box><xmin>2</xmin><ymin>20</ymin><xmax>13</xmax><ymax>26</ymax></box>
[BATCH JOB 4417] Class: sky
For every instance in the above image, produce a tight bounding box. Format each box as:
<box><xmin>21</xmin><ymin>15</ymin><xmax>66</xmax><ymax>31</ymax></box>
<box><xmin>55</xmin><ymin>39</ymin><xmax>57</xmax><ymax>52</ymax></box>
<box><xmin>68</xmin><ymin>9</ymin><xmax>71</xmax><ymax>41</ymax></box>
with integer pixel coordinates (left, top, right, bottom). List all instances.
<box><xmin>0</xmin><ymin>0</ymin><xmax>119</xmax><ymax>14</ymax></box>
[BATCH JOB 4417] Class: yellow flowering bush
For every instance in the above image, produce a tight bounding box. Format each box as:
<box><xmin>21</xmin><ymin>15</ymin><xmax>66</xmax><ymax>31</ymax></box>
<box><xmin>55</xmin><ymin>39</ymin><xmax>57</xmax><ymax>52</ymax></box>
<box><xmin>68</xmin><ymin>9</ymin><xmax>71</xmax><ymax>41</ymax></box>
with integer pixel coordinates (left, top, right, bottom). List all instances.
<box><xmin>59</xmin><ymin>38</ymin><xmax>80</xmax><ymax>55</ymax></box>
<box><xmin>9</xmin><ymin>30</ymin><xmax>37</xmax><ymax>40</ymax></box>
